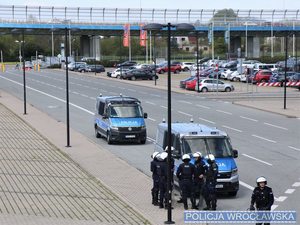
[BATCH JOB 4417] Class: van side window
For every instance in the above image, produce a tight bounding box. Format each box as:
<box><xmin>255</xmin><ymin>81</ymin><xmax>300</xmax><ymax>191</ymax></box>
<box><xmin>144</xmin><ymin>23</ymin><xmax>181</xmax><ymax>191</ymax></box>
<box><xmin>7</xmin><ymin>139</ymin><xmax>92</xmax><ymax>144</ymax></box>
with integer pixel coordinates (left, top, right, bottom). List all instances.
<box><xmin>98</xmin><ymin>102</ymin><xmax>105</xmax><ymax>115</ymax></box>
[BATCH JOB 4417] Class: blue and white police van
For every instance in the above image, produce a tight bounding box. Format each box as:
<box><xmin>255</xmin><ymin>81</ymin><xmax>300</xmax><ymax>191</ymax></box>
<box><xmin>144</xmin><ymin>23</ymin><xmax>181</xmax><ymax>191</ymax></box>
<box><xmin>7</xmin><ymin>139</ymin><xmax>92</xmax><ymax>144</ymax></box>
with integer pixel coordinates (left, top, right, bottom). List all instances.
<box><xmin>154</xmin><ymin>122</ymin><xmax>239</xmax><ymax>196</ymax></box>
<box><xmin>94</xmin><ymin>95</ymin><xmax>147</xmax><ymax>144</ymax></box>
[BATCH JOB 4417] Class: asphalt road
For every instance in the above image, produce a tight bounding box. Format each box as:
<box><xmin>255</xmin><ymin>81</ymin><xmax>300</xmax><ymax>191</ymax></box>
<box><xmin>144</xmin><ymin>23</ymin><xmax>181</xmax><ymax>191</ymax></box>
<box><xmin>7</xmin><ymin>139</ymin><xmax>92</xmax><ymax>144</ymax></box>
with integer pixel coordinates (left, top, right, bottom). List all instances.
<box><xmin>0</xmin><ymin>68</ymin><xmax>299</xmax><ymax>213</ymax></box>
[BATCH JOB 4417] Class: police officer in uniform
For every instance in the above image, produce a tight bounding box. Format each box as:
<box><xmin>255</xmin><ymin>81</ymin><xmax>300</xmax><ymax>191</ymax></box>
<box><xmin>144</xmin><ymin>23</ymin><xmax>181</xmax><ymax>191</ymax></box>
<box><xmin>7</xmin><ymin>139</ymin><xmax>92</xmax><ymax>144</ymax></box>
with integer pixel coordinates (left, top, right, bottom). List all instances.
<box><xmin>192</xmin><ymin>152</ymin><xmax>207</xmax><ymax>209</ymax></box>
<box><xmin>250</xmin><ymin>177</ymin><xmax>274</xmax><ymax>225</ymax></box>
<box><xmin>176</xmin><ymin>154</ymin><xmax>196</xmax><ymax>210</ymax></box>
<box><xmin>150</xmin><ymin>152</ymin><xmax>160</xmax><ymax>206</ymax></box>
<box><xmin>203</xmin><ymin>154</ymin><xmax>218</xmax><ymax>210</ymax></box>
<box><xmin>156</xmin><ymin>152</ymin><xmax>168</xmax><ymax>208</ymax></box>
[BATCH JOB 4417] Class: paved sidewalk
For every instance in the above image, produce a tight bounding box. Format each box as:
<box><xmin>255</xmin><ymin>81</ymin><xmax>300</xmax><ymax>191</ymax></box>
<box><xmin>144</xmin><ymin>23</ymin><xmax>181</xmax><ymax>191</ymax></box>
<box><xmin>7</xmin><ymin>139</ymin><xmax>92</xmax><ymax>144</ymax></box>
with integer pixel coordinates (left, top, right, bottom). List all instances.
<box><xmin>234</xmin><ymin>98</ymin><xmax>300</xmax><ymax>118</ymax></box>
<box><xmin>0</xmin><ymin>92</ymin><xmax>197</xmax><ymax>224</ymax></box>
<box><xmin>0</xmin><ymin>102</ymin><xmax>149</xmax><ymax>225</ymax></box>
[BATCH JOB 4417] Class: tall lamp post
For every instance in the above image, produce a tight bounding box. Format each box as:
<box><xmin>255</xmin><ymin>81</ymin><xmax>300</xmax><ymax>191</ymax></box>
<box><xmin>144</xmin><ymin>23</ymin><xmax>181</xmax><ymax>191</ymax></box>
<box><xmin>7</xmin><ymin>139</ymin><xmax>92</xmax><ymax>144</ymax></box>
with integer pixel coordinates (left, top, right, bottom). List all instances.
<box><xmin>12</xmin><ymin>29</ymin><xmax>29</xmax><ymax>115</ymax></box>
<box><xmin>143</xmin><ymin>23</ymin><xmax>195</xmax><ymax>224</ymax></box>
<box><xmin>51</xmin><ymin>26</ymin><xmax>80</xmax><ymax>147</ymax></box>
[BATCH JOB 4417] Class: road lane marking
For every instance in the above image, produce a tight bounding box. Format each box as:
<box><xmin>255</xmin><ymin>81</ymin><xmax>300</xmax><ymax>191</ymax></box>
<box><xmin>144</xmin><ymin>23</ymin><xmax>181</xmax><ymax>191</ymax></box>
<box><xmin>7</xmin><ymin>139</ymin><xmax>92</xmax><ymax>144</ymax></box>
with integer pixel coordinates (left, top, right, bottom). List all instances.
<box><xmin>288</xmin><ymin>146</ymin><xmax>300</xmax><ymax>152</ymax></box>
<box><xmin>196</xmin><ymin>104</ymin><xmax>210</xmax><ymax>109</ymax></box>
<box><xmin>160</xmin><ymin>105</ymin><xmax>167</xmax><ymax>109</ymax></box>
<box><xmin>150</xmin><ymin>94</ymin><xmax>161</xmax><ymax>97</ymax></box>
<box><xmin>264</xmin><ymin>122</ymin><xmax>288</xmax><ymax>131</ymax></box>
<box><xmin>222</xmin><ymin>125</ymin><xmax>243</xmax><ymax>133</ymax></box>
<box><xmin>145</xmin><ymin>101</ymin><xmax>156</xmax><ymax>105</ymax></box>
<box><xmin>0</xmin><ymin>76</ymin><xmax>94</xmax><ymax>115</ymax></box>
<box><xmin>178</xmin><ymin>100</ymin><xmax>192</xmax><ymax>105</ymax></box>
<box><xmin>252</xmin><ymin>134</ymin><xmax>277</xmax><ymax>143</ymax></box>
<box><xmin>81</xmin><ymin>94</ymin><xmax>89</xmax><ymax>98</ymax></box>
<box><xmin>285</xmin><ymin>189</ymin><xmax>295</xmax><ymax>194</ymax></box>
<box><xmin>224</xmin><ymin>101</ymin><xmax>230</xmax><ymax>104</ymax></box>
<box><xmin>239</xmin><ymin>181</ymin><xmax>254</xmax><ymax>190</ymax></box>
<box><xmin>128</xmin><ymin>89</ymin><xmax>136</xmax><ymax>92</ymax></box>
<box><xmin>147</xmin><ymin>137</ymin><xmax>156</xmax><ymax>143</ymax></box>
<box><xmin>242</xmin><ymin>154</ymin><xmax>272</xmax><ymax>166</ymax></box>
<box><xmin>240</xmin><ymin>116</ymin><xmax>258</xmax><ymax>122</ymax></box>
<box><xmin>148</xmin><ymin>117</ymin><xmax>156</xmax><ymax>122</ymax></box>
<box><xmin>275</xmin><ymin>196</ymin><xmax>287</xmax><ymax>202</ymax></box>
<box><xmin>216</xmin><ymin>109</ymin><xmax>233</xmax><ymax>115</ymax></box>
<box><xmin>178</xmin><ymin>111</ymin><xmax>192</xmax><ymax>117</ymax></box>
<box><xmin>198</xmin><ymin>117</ymin><xmax>215</xmax><ymax>124</ymax></box>
<box><xmin>271</xmin><ymin>205</ymin><xmax>278</xmax><ymax>211</ymax></box>
<box><xmin>292</xmin><ymin>182</ymin><xmax>300</xmax><ymax>187</ymax></box>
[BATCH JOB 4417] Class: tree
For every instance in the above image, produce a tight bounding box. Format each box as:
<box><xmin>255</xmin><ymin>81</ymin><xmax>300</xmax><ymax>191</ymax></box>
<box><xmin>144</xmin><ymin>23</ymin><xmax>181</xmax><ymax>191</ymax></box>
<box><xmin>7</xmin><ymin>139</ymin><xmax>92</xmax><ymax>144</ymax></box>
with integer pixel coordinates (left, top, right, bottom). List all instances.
<box><xmin>212</xmin><ymin>9</ymin><xmax>237</xmax><ymax>23</ymax></box>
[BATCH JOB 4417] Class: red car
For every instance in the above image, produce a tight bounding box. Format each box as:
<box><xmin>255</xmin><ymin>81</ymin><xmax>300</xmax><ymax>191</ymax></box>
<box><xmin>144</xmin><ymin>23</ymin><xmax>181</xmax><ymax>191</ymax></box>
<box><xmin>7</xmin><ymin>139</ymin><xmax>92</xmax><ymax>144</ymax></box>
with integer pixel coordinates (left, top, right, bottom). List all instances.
<box><xmin>156</xmin><ymin>63</ymin><xmax>181</xmax><ymax>74</ymax></box>
<box><xmin>253</xmin><ymin>70</ymin><xmax>273</xmax><ymax>83</ymax></box>
<box><xmin>185</xmin><ymin>77</ymin><xmax>197</xmax><ymax>90</ymax></box>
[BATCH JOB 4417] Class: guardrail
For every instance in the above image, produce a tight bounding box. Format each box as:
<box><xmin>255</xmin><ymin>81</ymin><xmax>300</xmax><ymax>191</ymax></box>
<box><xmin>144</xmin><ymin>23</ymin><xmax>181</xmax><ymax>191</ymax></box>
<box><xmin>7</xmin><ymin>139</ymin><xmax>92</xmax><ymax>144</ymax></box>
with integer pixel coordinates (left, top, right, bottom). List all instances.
<box><xmin>0</xmin><ymin>5</ymin><xmax>299</xmax><ymax>27</ymax></box>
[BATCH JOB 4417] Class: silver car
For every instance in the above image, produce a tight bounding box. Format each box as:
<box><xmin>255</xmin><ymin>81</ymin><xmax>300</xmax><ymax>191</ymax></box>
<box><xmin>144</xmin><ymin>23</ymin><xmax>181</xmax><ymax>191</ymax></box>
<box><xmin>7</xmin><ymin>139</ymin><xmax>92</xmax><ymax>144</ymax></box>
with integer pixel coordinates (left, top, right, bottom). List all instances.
<box><xmin>195</xmin><ymin>78</ymin><xmax>234</xmax><ymax>92</ymax></box>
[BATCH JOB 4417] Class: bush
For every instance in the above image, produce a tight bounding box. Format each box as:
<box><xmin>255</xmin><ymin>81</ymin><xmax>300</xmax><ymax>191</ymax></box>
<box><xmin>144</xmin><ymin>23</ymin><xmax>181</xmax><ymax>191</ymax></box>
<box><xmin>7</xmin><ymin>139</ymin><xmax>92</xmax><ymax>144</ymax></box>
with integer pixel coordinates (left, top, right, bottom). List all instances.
<box><xmin>253</xmin><ymin>56</ymin><xmax>286</xmax><ymax>64</ymax></box>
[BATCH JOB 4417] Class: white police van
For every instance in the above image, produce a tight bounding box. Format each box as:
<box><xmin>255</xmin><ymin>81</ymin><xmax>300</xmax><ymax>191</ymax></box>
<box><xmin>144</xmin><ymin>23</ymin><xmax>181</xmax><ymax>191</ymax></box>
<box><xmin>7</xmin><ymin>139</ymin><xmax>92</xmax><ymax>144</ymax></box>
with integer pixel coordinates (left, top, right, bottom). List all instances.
<box><xmin>94</xmin><ymin>95</ymin><xmax>147</xmax><ymax>144</ymax></box>
<box><xmin>155</xmin><ymin>122</ymin><xmax>239</xmax><ymax>196</ymax></box>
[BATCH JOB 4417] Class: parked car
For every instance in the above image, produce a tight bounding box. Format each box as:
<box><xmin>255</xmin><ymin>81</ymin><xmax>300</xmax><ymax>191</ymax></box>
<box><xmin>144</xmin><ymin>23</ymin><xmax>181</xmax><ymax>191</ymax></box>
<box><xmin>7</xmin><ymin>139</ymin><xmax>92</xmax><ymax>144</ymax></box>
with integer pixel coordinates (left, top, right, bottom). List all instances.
<box><xmin>289</xmin><ymin>73</ymin><xmax>300</xmax><ymax>82</ymax></box>
<box><xmin>269</xmin><ymin>72</ymin><xmax>295</xmax><ymax>86</ymax></box>
<box><xmin>156</xmin><ymin>63</ymin><xmax>181</xmax><ymax>74</ymax></box>
<box><xmin>228</xmin><ymin>71</ymin><xmax>241</xmax><ymax>82</ymax></box>
<box><xmin>181</xmin><ymin>62</ymin><xmax>195</xmax><ymax>71</ymax></box>
<box><xmin>196</xmin><ymin>79</ymin><xmax>234</xmax><ymax>92</ymax></box>
<box><xmin>116</xmin><ymin>61</ymin><xmax>137</xmax><ymax>68</ymax></box>
<box><xmin>221</xmin><ymin>68</ymin><xmax>237</xmax><ymax>79</ymax></box>
<box><xmin>69</xmin><ymin>62</ymin><xmax>87</xmax><ymax>71</ymax></box>
<box><xmin>253</xmin><ymin>70</ymin><xmax>273</xmax><ymax>83</ymax></box>
<box><xmin>185</xmin><ymin>77</ymin><xmax>198</xmax><ymax>90</ymax></box>
<box><xmin>121</xmin><ymin>69</ymin><xmax>158</xmax><ymax>81</ymax></box>
<box><xmin>110</xmin><ymin>68</ymin><xmax>130</xmax><ymax>78</ymax></box>
<box><xmin>89</xmin><ymin>65</ymin><xmax>105</xmax><ymax>73</ymax></box>
<box><xmin>179</xmin><ymin>76</ymin><xmax>195</xmax><ymax>88</ymax></box>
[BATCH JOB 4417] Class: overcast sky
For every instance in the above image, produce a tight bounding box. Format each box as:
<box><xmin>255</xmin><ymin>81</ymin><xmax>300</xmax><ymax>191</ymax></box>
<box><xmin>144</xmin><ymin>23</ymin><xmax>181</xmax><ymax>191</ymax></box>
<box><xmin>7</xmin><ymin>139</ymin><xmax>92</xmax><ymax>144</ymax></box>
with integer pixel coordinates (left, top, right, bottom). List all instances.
<box><xmin>1</xmin><ymin>0</ymin><xmax>299</xmax><ymax>10</ymax></box>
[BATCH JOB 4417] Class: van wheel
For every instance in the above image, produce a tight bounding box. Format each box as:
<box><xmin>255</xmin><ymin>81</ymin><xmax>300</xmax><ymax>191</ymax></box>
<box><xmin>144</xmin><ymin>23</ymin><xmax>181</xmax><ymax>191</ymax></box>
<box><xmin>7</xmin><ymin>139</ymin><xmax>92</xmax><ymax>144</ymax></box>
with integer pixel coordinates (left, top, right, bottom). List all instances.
<box><xmin>232</xmin><ymin>77</ymin><xmax>237</xmax><ymax>82</ymax></box>
<box><xmin>228</xmin><ymin>191</ymin><xmax>238</xmax><ymax>197</ymax></box>
<box><xmin>95</xmin><ymin>125</ymin><xmax>101</xmax><ymax>138</ymax></box>
<box><xmin>116</xmin><ymin>75</ymin><xmax>120</xmax><ymax>79</ymax></box>
<box><xmin>201</xmin><ymin>87</ymin><xmax>208</xmax><ymax>92</ymax></box>
<box><xmin>131</xmin><ymin>76</ymin><xmax>136</xmax><ymax>81</ymax></box>
<box><xmin>107</xmin><ymin>131</ymin><xmax>112</xmax><ymax>144</ymax></box>
<box><xmin>174</xmin><ymin>69</ymin><xmax>180</xmax><ymax>74</ymax></box>
<box><xmin>261</xmin><ymin>79</ymin><xmax>266</xmax><ymax>83</ymax></box>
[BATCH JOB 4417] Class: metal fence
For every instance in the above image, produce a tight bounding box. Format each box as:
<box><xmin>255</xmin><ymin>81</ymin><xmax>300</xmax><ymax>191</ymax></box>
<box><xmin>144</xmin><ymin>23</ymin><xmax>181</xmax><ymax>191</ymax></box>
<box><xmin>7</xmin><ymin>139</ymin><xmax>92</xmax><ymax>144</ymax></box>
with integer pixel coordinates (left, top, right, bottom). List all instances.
<box><xmin>0</xmin><ymin>5</ymin><xmax>299</xmax><ymax>26</ymax></box>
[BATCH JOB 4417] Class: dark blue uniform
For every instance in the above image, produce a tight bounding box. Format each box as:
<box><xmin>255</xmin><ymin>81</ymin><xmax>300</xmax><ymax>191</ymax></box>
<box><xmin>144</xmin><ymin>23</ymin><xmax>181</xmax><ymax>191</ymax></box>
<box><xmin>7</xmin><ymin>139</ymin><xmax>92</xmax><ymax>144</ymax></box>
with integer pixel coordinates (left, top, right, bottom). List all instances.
<box><xmin>194</xmin><ymin>159</ymin><xmax>207</xmax><ymax>207</ymax></box>
<box><xmin>251</xmin><ymin>186</ymin><xmax>274</xmax><ymax>225</ymax></box>
<box><xmin>155</xmin><ymin>160</ymin><xmax>168</xmax><ymax>208</ymax></box>
<box><xmin>176</xmin><ymin>162</ymin><xmax>196</xmax><ymax>209</ymax></box>
<box><xmin>150</xmin><ymin>158</ymin><xmax>159</xmax><ymax>205</ymax></box>
<box><xmin>203</xmin><ymin>161</ymin><xmax>218</xmax><ymax>210</ymax></box>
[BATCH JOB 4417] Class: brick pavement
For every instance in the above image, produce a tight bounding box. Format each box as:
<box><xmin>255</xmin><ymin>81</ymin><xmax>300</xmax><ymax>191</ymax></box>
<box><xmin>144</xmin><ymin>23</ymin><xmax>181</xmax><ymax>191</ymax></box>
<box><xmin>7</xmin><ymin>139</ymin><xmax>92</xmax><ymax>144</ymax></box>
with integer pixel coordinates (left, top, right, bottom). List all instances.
<box><xmin>0</xmin><ymin>103</ymin><xmax>150</xmax><ymax>225</ymax></box>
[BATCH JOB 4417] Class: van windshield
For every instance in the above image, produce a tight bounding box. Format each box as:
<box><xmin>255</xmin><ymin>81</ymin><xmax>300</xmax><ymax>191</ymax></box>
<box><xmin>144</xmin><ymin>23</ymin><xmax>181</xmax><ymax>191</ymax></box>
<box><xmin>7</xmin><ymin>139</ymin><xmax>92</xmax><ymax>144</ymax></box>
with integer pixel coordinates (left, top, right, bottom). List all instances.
<box><xmin>182</xmin><ymin>137</ymin><xmax>233</xmax><ymax>158</ymax></box>
<box><xmin>108</xmin><ymin>105</ymin><xmax>143</xmax><ymax>118</ymax></box>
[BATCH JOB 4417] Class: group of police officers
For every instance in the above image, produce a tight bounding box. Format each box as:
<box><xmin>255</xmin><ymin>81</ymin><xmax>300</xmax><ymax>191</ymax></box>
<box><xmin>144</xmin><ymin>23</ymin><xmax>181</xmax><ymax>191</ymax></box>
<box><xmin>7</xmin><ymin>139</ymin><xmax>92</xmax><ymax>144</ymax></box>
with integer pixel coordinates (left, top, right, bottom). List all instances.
<box><xmin>150</xmin><ymin>149</ymin><xmax>274</xmax><ymax>224</ymax></box>
<box><xmin>151</xmin><ymin>149</ymin><xmax>218</xmax><ymax>210</ymax></box>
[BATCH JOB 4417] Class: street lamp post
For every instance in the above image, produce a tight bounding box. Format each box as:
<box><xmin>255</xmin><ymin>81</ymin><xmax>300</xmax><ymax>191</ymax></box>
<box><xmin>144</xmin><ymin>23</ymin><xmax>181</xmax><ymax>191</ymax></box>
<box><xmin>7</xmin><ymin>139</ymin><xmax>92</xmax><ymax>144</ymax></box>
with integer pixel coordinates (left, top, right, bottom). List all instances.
<box><xmin>22</xmin><ymin>31</ymin><xmax>26</xmax><ymax>114</ymax></box>
<box><xmin>284</xmin><ymin>33</ymin><xmax>288</xmax><ymax>110</ymax></box>
<box><xmin>143</xmin><ymin>23</ymin><xmax>194</xmax><ymax>224</ymax></box>
<box><xmin>13</xmin><ymin>29</ymin><xmax>27</xmax><ymax>115</ymax></box>
<box><xmin>153</xmin><ymin>34</ymin><xmax>157</xmax><ymax>86</ymax></box>
<box><xmin>65</xmin><ymin>27</ymin><xmax>71</xmax><ymax>147</ymax></box>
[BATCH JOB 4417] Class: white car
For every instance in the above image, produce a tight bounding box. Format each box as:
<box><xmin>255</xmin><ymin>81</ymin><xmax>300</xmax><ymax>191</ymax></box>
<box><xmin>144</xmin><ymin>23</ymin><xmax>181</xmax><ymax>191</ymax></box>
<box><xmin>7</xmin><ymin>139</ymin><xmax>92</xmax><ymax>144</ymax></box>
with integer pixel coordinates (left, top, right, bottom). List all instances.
<box><xmin>227</xmin><ymin>71</ymin><xmax>241</xmax><ymax>81</ymax></box>
<box><xmin>181</xmin><ymin>62</ymin><xmax>195</xmax><ymax>71</ymax></box>
<box><xmin>195</xmin><ymin>78</ymin><xmax>234</xmax><ymax>92</ymax></box>
<box><xmin>111</xmin><ymin>68</ymin><xmax>129</xmax><ymax>78</ymax></box>
<box><xmin>221</xmin><ymin>68</ymin><xmax>237</xmax><ymax>80</ymax></box>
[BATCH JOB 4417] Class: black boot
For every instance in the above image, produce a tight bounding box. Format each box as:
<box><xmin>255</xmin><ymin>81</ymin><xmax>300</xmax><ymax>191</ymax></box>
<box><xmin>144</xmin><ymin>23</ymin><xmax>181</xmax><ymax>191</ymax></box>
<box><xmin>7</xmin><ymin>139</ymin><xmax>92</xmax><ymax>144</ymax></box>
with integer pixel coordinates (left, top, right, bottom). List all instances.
<box><xmin>191</xmin><ymin>198</ymin><xmax>198</xmax><ymax>210</ymax></box>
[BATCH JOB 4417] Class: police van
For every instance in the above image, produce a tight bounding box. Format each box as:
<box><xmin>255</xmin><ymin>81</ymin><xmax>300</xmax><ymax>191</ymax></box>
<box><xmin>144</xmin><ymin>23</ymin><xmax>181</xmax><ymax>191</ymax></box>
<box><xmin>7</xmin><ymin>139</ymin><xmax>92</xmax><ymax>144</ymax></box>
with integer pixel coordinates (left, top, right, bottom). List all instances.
<box><xmin>154</xmin><ymin>122</ymin><xmax>239</xmax><ymax>196</ymax></box>
<box><xmin>94</xmin><ymin>95</ymin><xmax>147</xmax><ymax>144</ymax></box>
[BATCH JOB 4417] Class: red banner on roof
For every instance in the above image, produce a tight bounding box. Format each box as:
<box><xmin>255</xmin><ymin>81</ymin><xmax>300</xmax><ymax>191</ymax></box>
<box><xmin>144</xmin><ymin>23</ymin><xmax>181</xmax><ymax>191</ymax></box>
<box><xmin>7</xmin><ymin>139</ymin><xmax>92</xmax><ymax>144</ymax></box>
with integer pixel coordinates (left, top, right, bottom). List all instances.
<box><xmin>140</xmin><ymin>24</ymin><xmax>147</xmax><ymax>46</ymax></box>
